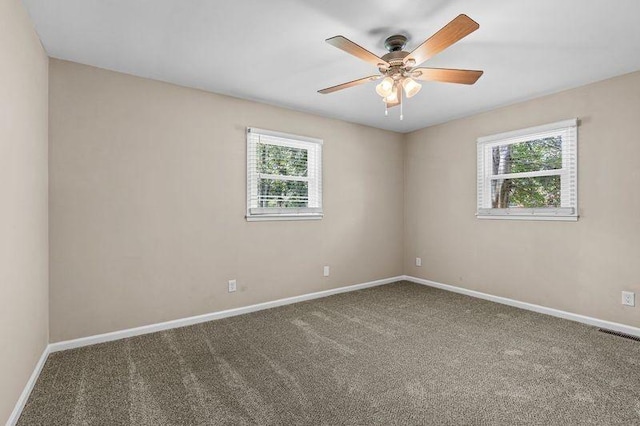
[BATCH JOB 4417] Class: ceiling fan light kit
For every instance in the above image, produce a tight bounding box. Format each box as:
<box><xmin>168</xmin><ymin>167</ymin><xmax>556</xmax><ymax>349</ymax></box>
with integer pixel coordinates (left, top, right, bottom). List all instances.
<box><xmin>319</xmin><ymin>14</ymin><xmax>484</xmax><ymax>121</ymax></box>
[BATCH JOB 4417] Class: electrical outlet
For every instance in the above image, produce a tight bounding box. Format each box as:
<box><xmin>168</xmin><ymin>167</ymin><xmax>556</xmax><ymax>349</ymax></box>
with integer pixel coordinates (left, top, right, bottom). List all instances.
<box><xmin>622</xmin><ymin>291</ymin><xmax>635</xmax><ymax>307</ymax></box>
<box><xmin>228</xmin><ymin>279</ymin><xmax>237</xmax><ymax>293</ymax></box>
<box><xmin>416</xmin><ymin>257</ymin><xmax>422</xmax><ymax>267</ymax></box>
<box><xmin>323</xmin><ymin>266</ymin><xmax>330</xmax><ymax>277</ymax></box>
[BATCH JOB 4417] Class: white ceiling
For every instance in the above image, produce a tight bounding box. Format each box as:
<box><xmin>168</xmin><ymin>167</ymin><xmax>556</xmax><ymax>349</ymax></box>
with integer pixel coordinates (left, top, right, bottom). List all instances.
<box><xmin>22</xmin><ymin>0</ymin><xmax>640</xmax><ymax>133</ymax></box>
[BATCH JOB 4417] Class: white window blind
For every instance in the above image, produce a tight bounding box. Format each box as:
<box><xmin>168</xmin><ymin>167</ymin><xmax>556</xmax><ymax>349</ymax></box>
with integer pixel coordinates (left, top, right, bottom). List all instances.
<box><xmin>247</xmin><ymin>127</ymin><xmax>323</xmax><ymax>221</ymax></box>
<box><xmin>476</xmin><ymin>119</ymin><xmax>578</xmax><ymax>221</ymax></box>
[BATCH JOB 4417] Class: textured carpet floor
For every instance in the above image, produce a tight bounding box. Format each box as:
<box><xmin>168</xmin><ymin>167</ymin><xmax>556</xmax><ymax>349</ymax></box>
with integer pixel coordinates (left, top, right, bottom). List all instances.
<box><xmin>18</xmin><ymin>281</ymin><xmax>640</xmax><ymax>425</ymax></box>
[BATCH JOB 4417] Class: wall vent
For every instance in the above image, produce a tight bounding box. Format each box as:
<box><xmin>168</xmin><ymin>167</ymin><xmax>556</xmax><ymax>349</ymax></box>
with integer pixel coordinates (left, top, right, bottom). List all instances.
<box><xmin>598</xmin><ymin>328</ymin><xmax>640</xmax><ymax>342</ymax></box>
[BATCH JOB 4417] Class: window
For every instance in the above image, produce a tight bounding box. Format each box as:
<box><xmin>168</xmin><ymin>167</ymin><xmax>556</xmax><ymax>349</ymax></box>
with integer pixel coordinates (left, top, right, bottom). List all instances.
<box><xmin>247</xmin><ymin>127</ymin><xmax>322</xmax><ymax>221</ymax></box>
<box><xmin>477</xmin><ymin>119</ymin><xmax>578</xmax><ymax>221</ymax></box>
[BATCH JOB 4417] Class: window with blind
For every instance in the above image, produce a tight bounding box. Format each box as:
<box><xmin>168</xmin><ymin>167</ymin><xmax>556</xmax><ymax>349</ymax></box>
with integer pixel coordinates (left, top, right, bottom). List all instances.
<box><xmin>246</xmin><ymin>128</ymin><xmax>323</xmax><ymax>221</ymax></box>
<box><xmin>476</xmin><ymin>119</ymin><xmax>578</xmax><ymax>221</ymax></box>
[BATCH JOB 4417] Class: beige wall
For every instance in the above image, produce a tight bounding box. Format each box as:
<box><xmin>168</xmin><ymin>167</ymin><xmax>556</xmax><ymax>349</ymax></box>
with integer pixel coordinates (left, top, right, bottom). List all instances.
<box><xmin>405</xmin><ymin>71</ymin><xmax>640</xmax><ymax>328</ymax></box>
<box><xmin>49</xmin><ymin>59</ymin><xmax>404</xmax><ymax>342</ymax></box>
<box><xmin>48</xmin><ymin>56</ymin><xmax>640</xmax><ymax>344</ymax></box>
<box><xmin>0</xmin><ymin>0</ymin><xmax>49</xmax><ymax>422</ymax></box>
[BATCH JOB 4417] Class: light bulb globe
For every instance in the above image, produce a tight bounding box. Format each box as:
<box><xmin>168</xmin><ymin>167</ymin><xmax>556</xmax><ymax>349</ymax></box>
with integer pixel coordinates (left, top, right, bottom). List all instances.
<box><xmin>402</xmin><ymin>78</ymin><xmax>422</xmax><ymax>98</ymax></box>
<box><xmin>384</xmin><ymin>89</ymin><xmax>398</xmax><ymax>104</ymax></box>
<box><xmin>375</xmin><ymin>77</ymin><xmax>394</xmax><ymax>97</ymax></box>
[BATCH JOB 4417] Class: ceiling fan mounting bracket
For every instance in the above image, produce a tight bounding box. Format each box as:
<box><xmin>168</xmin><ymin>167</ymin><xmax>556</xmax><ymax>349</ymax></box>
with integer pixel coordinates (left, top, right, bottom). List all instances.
<box><xmin>384</xmin><ymin>34</ymin><xmax>408</xmax><ymax>52</ymax></box>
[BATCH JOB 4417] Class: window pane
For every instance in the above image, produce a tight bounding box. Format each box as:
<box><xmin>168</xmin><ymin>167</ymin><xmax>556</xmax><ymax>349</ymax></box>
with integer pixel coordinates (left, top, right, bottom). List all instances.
<box><xmin>492</xmin><ymin>136</ymin><xmax>562</xmax><ymax>175</ymax></box>
<box><xmin>258</xmin><ymin>179</ymin><xmax>308</xmax><ymax>208</ymax></box>
<box><xmin>258</xmin><ymin>143</ymin><xmax>308</xmax><ymax>177</ymax></box>
<box><xmin>491</xmin><ymin>175</ymin><xmax>561</xmax><ymax>208</ymax></box>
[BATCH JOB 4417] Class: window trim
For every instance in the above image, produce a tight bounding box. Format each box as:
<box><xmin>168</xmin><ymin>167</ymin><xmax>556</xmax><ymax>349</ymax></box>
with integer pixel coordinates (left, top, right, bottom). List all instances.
<box><xmin>246</xmin><ymin>127</ymin><xmax>323</xmax><ymax>222</ymax></box>
<box><xmin>476</xmin><ymin>119</ymin><xmax>578</xmax><ymax>222</ymax></box>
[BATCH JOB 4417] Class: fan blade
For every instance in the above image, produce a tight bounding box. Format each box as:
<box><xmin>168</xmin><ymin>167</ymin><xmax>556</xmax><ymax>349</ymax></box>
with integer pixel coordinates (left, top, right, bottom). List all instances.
<box><xmin>405</xmin><ymin>14</ymin><xmax>479</xmax><ymax>66</ymax></box>
<box><xmin>318</xmin><ymin>75</ymin><xmax>380</xmax><ymax>94</ymax></box>
<box><xmin>385</xmin><ymin>85</ymin><xmax>401</xmax><ymax>108</ymax></box>
<box><xmin>326</xmin><ymin>36</ymin><xmax>389</xmax><ymax>68</ymax></box>
<box><xmin>412</xmin><ymin>68</ymin><xmax>483</xmax><ymax>85</ymax></box>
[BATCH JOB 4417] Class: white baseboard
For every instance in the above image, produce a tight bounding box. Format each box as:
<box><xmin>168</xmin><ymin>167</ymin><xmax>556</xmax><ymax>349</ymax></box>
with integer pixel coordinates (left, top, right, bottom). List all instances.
<box><xmin>6</xmin><ymin>345</ymin><xmax>50</xmax><ymax>426</ymax></box>
<box><xmin>49</xmin><ymin>275</ymin><xmax>404</xmax><ymax>353</ymax></box>
<box><xmin>403</xmin><ymin>275</ymin><xmax>640</xmax><ymax>338</ymax></box>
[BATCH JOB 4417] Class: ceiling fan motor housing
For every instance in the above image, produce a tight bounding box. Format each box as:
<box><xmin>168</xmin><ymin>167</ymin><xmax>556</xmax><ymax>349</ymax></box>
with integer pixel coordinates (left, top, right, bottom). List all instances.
<box><xmin>379</xmin><ymin>35</ymin><xmax>411</xmax><ymax>76</ymax></box>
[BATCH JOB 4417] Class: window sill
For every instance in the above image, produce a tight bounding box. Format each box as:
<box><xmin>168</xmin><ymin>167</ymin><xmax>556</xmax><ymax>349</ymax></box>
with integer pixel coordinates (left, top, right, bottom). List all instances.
<box><xmin>476</xmin><ymin>214</ymin><xmax>578</xmax><ymax>222</ymax></box>
<box><xmin>246</xmin><ymin>214</ymin><xmax>323</xmax><ymax>222</ymax></box>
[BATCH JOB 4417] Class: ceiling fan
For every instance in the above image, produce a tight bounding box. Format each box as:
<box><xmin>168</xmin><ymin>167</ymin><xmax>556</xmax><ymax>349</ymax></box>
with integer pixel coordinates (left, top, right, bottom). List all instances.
<box><xmin>318</xmin><ymin>14</ymin><xmax>483</xmax><ymax>120</ymax></box>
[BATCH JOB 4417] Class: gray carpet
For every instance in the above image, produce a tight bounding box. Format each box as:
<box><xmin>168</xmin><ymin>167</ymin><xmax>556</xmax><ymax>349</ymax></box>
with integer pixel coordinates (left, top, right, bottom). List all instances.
<box><xmin>18</xmin><ymin>281</ymin><xmax>640</xmax><ymax>425</ymax></box>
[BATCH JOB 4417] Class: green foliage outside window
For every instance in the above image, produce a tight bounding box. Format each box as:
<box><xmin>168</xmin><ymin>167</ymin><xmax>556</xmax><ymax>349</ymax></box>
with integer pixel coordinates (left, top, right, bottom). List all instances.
<box><xmin>491</xmin><ymin>136</ymin><xmax>562</xmax><ymax>208</ymax></box>
<box><xmin>258</xmin><ymin>143</ymin><xmax>309</xmax><ymax>207</ymax></box>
